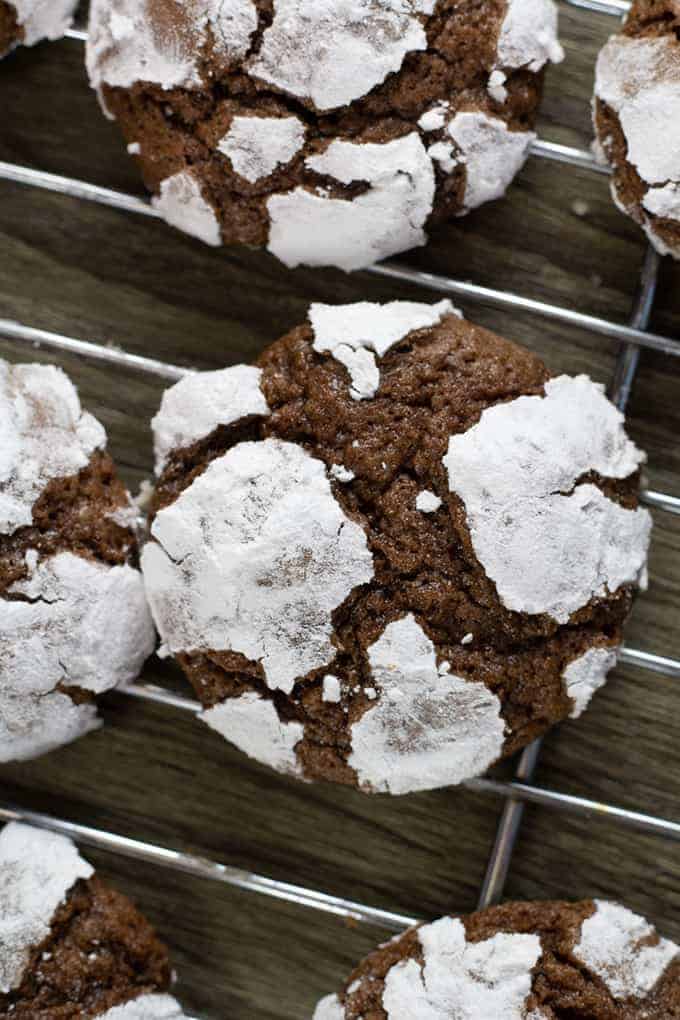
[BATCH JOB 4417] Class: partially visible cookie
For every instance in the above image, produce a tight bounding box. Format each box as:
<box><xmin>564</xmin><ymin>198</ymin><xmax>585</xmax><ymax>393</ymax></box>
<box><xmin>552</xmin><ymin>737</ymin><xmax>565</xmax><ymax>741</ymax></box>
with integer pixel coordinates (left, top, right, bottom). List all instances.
<box><xmin>141</xmin><ymin>300</ymin><xmax>651</xmax><ymax>795</ymax></box>
<box><xmin>594</xmin><ymin>0</ymin><xmax>680</xmax><ymax>257</ymax></box>
<box><xmin>0</xmin><ymin>821</ymin><xmax>188</xmax><ymax>1019</ymax></box>
<box><xmin>0</xmin><ymin>1</ymin><xmax>78</xmax><ymax>59</ymax></box>
<box><xmin>86</xmin><ymin>0</ymin><xmax>563</xmax><ymax>271</ymax></box>
<box><xmin>0</xmin><ymin>360</ymin><xmax>156</xmax><ymax>763</ymax></box>
<box><xmin>314</xmin><ymin>899</ymin><xmax>680</xmax><ymax>1018</ymax></box>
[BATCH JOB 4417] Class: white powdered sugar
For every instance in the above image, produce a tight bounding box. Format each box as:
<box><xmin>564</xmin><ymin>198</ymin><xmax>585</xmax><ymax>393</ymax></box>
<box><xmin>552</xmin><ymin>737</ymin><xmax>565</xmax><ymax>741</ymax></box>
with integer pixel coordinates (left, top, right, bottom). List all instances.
<box><xmin>309</xmin><ymin>299</ymin><xmax>455</xmax><ymax>400</ymax></box>
<box><xmin>218</xmin><ymin>115</ymin><xmax>306</xmax><ymax>183</ymax></box>
<box><xmin>201</xmin><ymin>691</ymin><xmax>304</xmax><ymax>776</ymax></box>
<box><xmin>443</xmin><ymin>375</ymin><xmax>651</xmax><ymax>623</ymax></box>
<box><xmin>348</xmin><ymin>614</ymin><xmax>505</xmax><ymax>794</ymax></box>
<box><xmin>574</xmin><ymin>901</ymin><xmax>678</xmax><ymax>1000</ymax></box>
<box><xmin>152</xmin><ymin>172</ymin><xmax>222</xmax><ymax>247</ymax></box>
<box><xmin>495</xmin><ymin>0</ymin><xmax>564</xmax><ymax>73</ymax></box>
<box><xmin>416</xmin><ymin>490</ymin><xmax>442</xmax><ymax>513</ymax></box>
<box><xmin>0</xmin><ymin>552</ymin><xmax>155</xmax><ymax>763</ymax></box>
<box><xmin>313</xmin><ymin>995</ymin><xmax>345</xmax><ymax>1020</ymax></box>
<box><xmin>0</xmin><ymin>822</ymin><xmax>94</xmax><ymax>993</ymax></box>
<box><xmin>330</xmin><ymin>464</ymin><xmax>356</xmax><ymax>483</ymax></box>
<box><xmin>381</xmin><ymin>916</ymin><xmax>542</xmax><ymax>1017</ymax></box>
<box><xmin>595</xmin><ymin>35</ymin><xmax>680</xmax><ymax>187</ymax></box>
<box><xmin>98</xmin><ymin>995</ymin><xmax>188</xmax><ymax>1020</ymax></box>
<box><xmin>10</xmin><ymin>0</ymin><xmax>78</xmax><ymax>47</ymax></box>
<box><xmin>322</xmin><ymin>675</ymin><xmax>342</xmax><ymax>702</ymax></box>
<box><xmin>87</xmin><ymin>0</ymin><xmax>258</xmax><ymax>91</ymax></box>
<box><xmin>249</xmin><ymin>0</ymin><xmax>434</xmax><ymax>111</ymax></box>
<box><xmin>488</xmin><ymin>70</ymin><xmax>509</xmax><ymax>104</ymax></box>
<box><xmin>0</xmin><ymin>361</ymin><xmax>105</xmax><ymax>536</ymax></box>
<box><xmin>151</xmin><ymin>365</ymin><xmax>270</xmax><ymax>474</ymax></box>
<box><xmin>446</xmin><ymin>112</ymin><xmax>535</xmax><ymax>212</ymax></box>
<box><xmin>142</xmin><ymin>438</ymin><xmax>374</xmax><ymax>694</ymax></box>
<box><xmin>562</xmin><ymin>645</ymin><xmax>619</xmax><ymax>719</ymax></box>
<box><xmin>267</xmin><ymin>133</ymin><xmax>436</xmax><ymax>271</ymax></box>
<box><xmin>644</xmin><ymin>182</ymin><xmax>680</xmax><ymax>221</ymax></box>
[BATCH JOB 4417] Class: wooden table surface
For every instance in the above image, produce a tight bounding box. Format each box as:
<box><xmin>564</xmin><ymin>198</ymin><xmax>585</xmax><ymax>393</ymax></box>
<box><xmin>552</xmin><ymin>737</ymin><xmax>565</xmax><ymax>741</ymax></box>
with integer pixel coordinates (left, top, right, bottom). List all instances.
<box><xmin>1</xmin><ymin>4</ymin><xmax>679</xmax><ymax>1018</ymax></box>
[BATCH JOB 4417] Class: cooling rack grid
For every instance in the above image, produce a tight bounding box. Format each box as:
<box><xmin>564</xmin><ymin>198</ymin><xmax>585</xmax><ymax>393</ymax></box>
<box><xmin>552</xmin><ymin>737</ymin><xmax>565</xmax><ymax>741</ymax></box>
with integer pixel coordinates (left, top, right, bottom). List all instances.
<box><xmin>0</xmin><ymin>1</ymin><xmax>679</xmax><ymax>1017</ymax></box>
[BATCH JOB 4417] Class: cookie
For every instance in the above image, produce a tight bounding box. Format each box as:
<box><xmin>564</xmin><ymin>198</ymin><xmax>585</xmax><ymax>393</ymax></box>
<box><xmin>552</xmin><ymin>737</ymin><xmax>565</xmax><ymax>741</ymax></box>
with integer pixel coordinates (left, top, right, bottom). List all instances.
<box><xmin>594</xmin><ymin>0</ymin><xmax>680</xmax><ymax>258</ymax></box>
<box><xmin>141</xmin><ymin>300</ymin><xmax>651</xmax><ymax>795</ymax></box>
<box><xmin>0</xmin><ymin>1</ymin><xmax>78</xmax><ymax>59</ymax></box>
<box><xmin>86</xmin><ymin>0</ymin><xmax>563</xmax><ymax>271</ymax></box>
<box><xmin>0</xmin><ymin>821</ymin><xmax>188</xmax><ymax>1019</ymax></box>
<box><xmin>314</xmin><ymin>899</ymin><xmax>680</xmax><ymax>1018</ymax></box>
<box><xmin>0</xmin><ymin>360</ymin><xmax>156</xmax><ymax>763</ymax></box>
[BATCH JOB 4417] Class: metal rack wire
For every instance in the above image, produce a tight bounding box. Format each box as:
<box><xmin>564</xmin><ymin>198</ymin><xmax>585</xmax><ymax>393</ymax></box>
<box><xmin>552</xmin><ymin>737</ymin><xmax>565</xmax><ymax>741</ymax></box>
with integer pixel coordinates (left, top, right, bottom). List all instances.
<box><xmin>0</xmin><ymin>1</ymin><xmax>678</xmax><ymax>1016</ymax></box>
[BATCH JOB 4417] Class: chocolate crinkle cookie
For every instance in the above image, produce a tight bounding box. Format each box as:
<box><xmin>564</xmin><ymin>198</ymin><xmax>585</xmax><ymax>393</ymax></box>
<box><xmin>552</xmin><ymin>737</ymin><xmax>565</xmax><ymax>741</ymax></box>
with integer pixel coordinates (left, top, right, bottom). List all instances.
<box><xmin>313</xmin><ymin>899</ymin><xmax>680</xmax><ymax>1019</ymax></box>
<box><xmin>0</xmin><ymin>1</ymin><xmax>78</xmax><ymax>59</ymax></box>
<box><xmin>141</xmin><ymin>300</ymin><xmax>651</xmax><ymax>795</ymax></box>
<box><xmin>594</xmin><ymin>0</ymin><xmax>680</xmax><ymax>258</ymax></box>
<box><xmin>86</xmin><ymin>0</ymin><xmax>563</xmax><ymax>271</ymax></box>
<box><xmin>0</xmin><ymin>360</ymin><xmax>156</xmax><ymax>764</ymax></box>
<box><xmin>0</xmin><ymin>822</ymin><xmax>188</xmax><ymax>1019</ymax></box>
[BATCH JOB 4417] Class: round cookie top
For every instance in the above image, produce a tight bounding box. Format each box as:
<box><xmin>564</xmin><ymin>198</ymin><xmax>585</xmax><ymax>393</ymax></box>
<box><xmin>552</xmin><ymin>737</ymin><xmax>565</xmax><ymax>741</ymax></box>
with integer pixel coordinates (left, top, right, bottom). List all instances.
<box><xmin>0</xmin><ymin>360</ymin><xmax>156</xmax><ymax>764</ymax></box>
<box><xmin>142</xmin><ymin>301</ymin><xmax>650</xmax><ymax>794</ymax></box>
<box><xmin>314</xmin><ymin>899</ymin><xmax>679</xmax><ymax>1018</ymax></box>
<box><xmin>0</xmin><ymin>0</ymin><xmax>79</xmax><ymax>58</ymax></box>
<box><xmin>594</xmin><ymin>0</ymin><xmax>680</xmax><ymax>257</ymax></box>
<box><xmin>0</xmin><ymin>822</ymin><xmax>187</xmax><ymax>1018</ymax></box>
<box><xmin>86</xmin><ymin>0</ymin><xmax>563</xmax><ymax>270</ymax></box>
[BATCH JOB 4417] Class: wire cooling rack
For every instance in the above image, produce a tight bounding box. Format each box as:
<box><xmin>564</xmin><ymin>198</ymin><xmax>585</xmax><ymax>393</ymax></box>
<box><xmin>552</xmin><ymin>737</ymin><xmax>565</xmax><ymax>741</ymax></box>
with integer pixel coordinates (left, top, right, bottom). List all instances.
<box><xmin>0</xmin><ymin>1</ymin><xmax>679</xmax><ymax>1017</ymax></box>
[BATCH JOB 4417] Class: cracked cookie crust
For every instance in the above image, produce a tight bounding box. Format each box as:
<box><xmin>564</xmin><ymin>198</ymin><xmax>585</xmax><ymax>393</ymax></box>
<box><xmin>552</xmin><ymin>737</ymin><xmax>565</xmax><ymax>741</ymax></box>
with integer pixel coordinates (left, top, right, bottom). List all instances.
<box><xmin>594</xmin><ymin>0</ymin><xmax>680</xmax><ymax>257</ymax></box>
<box><xmin>0</xmin><ymin>822</ymin><xmax>188</xmax><ymax>1019</ymax></box>
<box><xmin>86</xmin><ymin>0</ymin><xmax>563</xmax><ymax>270</ymax></box>
<box><xmin>313</xmin><ymin>899</ymin><xmax>680</xmax><ymax>1019</ymax></box>
<box><xmin>141</xmin><ymin>301</ymin><xmax>650</xmax><ymax>795</ymax></box>
<box><xmin>0</xmin><ymin>360</ymin><xmax>156</xmax><ymax>764</ymax></box>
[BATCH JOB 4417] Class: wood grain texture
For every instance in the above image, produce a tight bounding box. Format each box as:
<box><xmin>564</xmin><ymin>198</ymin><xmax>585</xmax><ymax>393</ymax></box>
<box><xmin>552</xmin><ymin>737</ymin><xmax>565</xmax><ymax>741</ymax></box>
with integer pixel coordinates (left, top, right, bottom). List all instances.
<box><xmin>0</xmin><ymin>4</ymin><xmax>679</xmax><ymax>1018</ymax></box>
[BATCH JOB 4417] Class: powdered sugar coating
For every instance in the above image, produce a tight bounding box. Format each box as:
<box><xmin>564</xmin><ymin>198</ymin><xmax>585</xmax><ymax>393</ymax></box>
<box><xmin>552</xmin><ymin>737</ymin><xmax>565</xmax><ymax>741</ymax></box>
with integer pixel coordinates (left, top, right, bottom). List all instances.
<box><xmin>644</xmin><ymin>181</ymin><xmax>680</xmax><ymax>221</ymax></box>
<box><xmin>416</xmin><ymin>490</ymin><xmax>442</xmax><ymax>513</ymax></box>
<box><xmin>562</xmin><ymin>645</ymin><xmax>619</xmax><ymax>719</ymax></box>
<box><xmin>201</xmin><ymin>691</ymin><xmax>304</xmax><ymax>776</ymax></box>
<box><xmin>0</xmin><ymin>552</ymin><xmax>155</xmax><ymax>763</ymax></box>
<box><xmin>0</xmin><ymin>822</ymin><xmax>93</xmax><ymax>994</ymax></box>
<box><xmin>267</xmin><ymin>133</ymin><xmax>435</xmax><ymax>271</ymax></box>
<box><xmin>443</xmin><ymin>375</ymin><xmax>651</xmax><ymax>623</ymax></box>
<box><xmin>98</xmin><ymin>995</ymin><xmax>188</xmax><ymax>1019</ymax></box>
<box><xmin>10</xmin><ymin>0</ymin><xmax>78</xmax><ymax>47</ymax></box>
<box><xmin>496</xmin><ymin>0</ymin><xmax>564</xmax><ymax>73</ymax></box>
<box><xmin>87</xmin><ymin>0</ymin><xmax>258</xmax><ymax>92</ymax></box>
<box><xmin>218</xmin><ymin>115</ymin><xmax>306</xmax><ymax>183</ymax></box>
<box><xmin>142</xmin><ymin>438</ymin><xmax>374</xmax><ymax>694</ymax></box>
<box><xmin>313</xmin><ymin>995</ymin><xmax>345</xmax><ymax>1020</ymax></box>
<box><xmin>151</xmin><ymin>365</ymin><xmax>270</xmax><ymax>474</ymax></box>
<box><xmin>446</xmin><ymin>112</ymin><xmax>535</xmax><ymax>212</ymax></box>
<box><xmin>574</xmin><ymin>900</ymin><xmax>678</xmax><ymax>1000</ymax></box>
<box><xmin>0</xmin><ymin>361</ymin><xmax>105</xmax><ymax>536</ymax></box>
<box><xmin>348</xmin><ymin>614</ymin><xmax>505</xmax><ymax>794</ymax></box>
<box><xmin>380</xmin><ymin>916</ymin><xmax>542</xmax><ymax>1017</ymax></box>
<box><xmin>595</xmin><ymin>35</ymin><xmax>680</xmax><ymax>187</ymax></box>
<box><xmin>309</xmin><ymin>299</ymin><xmax>456</xmax><ymax>400</ymax></box>
<box><xmin>152</xmin><ymin>172</ymin><xmax>222</xmax><ymax>247</ymax></box>
<box><xmin>249</xmin><ymin>0</ymin><xmax>434</xmax><ymax>111</ymax></box>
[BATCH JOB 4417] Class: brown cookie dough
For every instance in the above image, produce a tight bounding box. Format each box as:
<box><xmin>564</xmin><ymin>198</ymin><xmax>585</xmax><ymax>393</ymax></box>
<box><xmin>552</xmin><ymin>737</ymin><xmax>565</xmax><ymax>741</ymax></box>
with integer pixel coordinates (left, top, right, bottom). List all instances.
<box><xmin>594</xmin><ymin>0</ymin><xmax>680</xmax><ymax>257</ymax></box>
<box><xmin>86</xmin><ymin>0</ymin><xmax>563</xmax><ymax>270</ymax></box>
<box><xmin>0</xmin><ymin>360</ymin><xmax>156</xmax><ymax>764</ymax></box>
<box><xmin>141</xmin><ymin>301</ymin><xmax>651</xmax><ymax>795</ymax></box>
<box><xmin>313</xmin><ymin>899</ymin><xmax>680</xmax><ymax>1019</ymax></box>
<box><xmin>0</xmin><ymin>822</ymin><xmax>187</xmax><ymax>1019</ymax></box>
<box><xmin>0</xmin><ymin>1</ymin><xmax>78</xmax><ymax>59</ymax></box>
